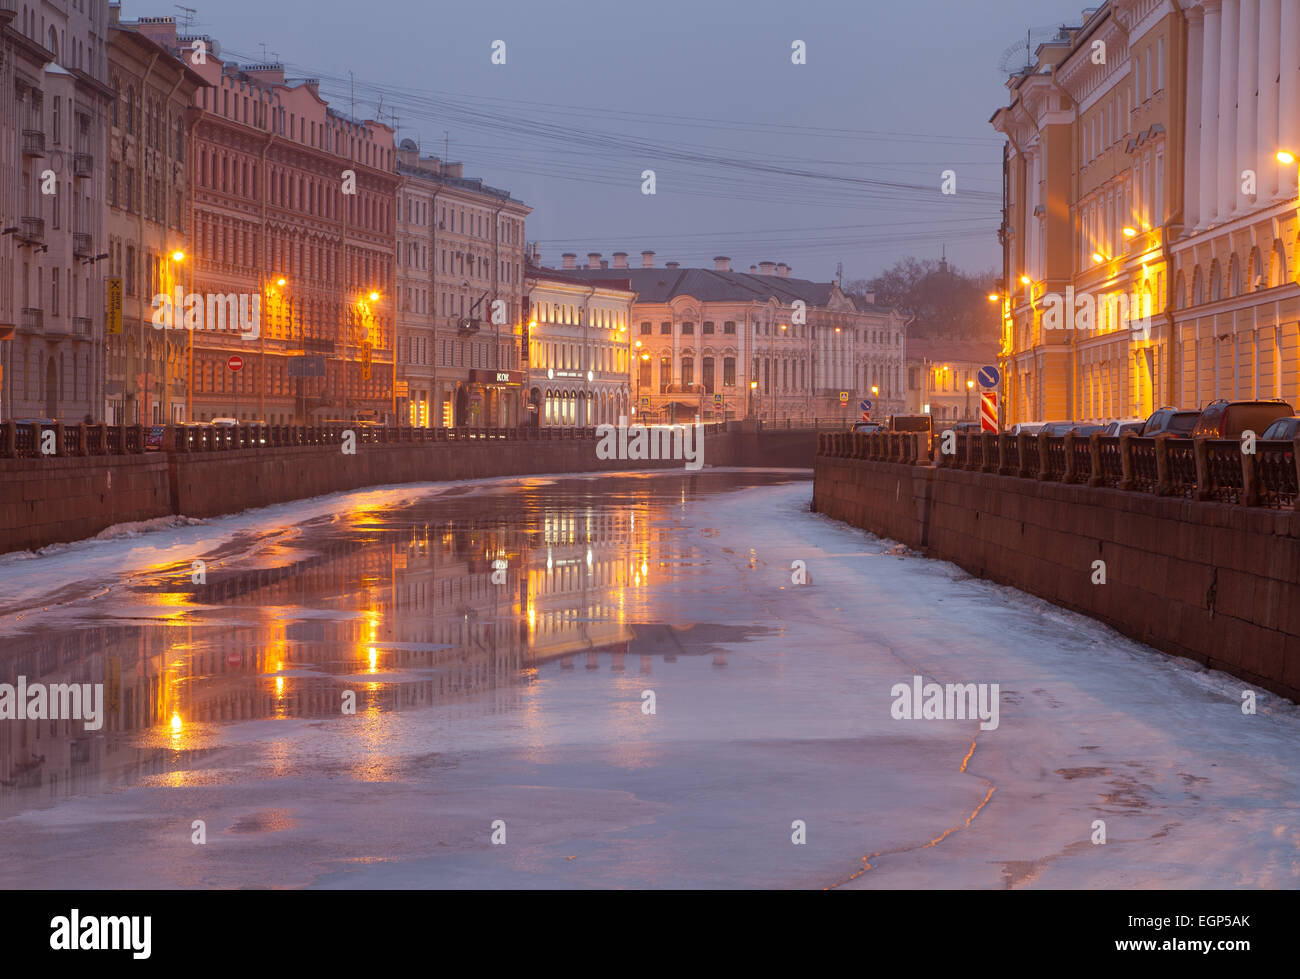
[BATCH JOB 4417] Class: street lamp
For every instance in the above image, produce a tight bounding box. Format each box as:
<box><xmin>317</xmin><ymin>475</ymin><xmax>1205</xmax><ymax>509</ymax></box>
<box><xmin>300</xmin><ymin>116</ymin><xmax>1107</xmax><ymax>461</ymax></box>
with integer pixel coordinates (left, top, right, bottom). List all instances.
<box><xmin>871</xmin><ymin>383</ymin><xmax>879</xmax><ymax>420</ymax></box>
<box><xmin>966</xmin><ymin>378</ymin><xmax>974</xmax><ymax>420</ymax></box>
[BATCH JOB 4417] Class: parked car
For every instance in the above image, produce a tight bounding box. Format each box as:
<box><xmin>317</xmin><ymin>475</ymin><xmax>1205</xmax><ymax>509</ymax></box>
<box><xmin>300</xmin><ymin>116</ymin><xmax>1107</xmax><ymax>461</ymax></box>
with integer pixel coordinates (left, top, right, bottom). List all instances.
<box><xmin>144</xmin><ymin>425</ymin><xmax>167</xmax><ymax>451</ymax></box>
<box><xmin>1189</xmin><ymin>399</ymin><xmax>1293</xmax><ymax>439</ymax></box>
<box><xmin>850</xmin><ymin>421</ymin><xmax>885</xmax><ymax>434</ymax></box>
<box><xmin>950</xmin><ymin>421</ymin><xmax>983</xmax><ymax>433</ymax></box>
<box><xmin>1260</xmin><ymin>416</ymin><xmax>1300</xmax><ymax>441</ymax></box>
<box><xmin>209</xmin><ymin>417</ymin><xmax>239</xmax><ymax>427</ymax></box>
<box><xmin>1139</xmin><ymin>407</ymin><xmax>1199</xmax><ymax>438</ymax></box>
<box><xmin>1007</xmin><ymin>422</ymin><xmax>1043</xmax><ymax>436</ymax></box>
<box><xmin>1101</xmin><ymin>418</ymin><xmax>1146</xmax><ymax>436</ymax></box>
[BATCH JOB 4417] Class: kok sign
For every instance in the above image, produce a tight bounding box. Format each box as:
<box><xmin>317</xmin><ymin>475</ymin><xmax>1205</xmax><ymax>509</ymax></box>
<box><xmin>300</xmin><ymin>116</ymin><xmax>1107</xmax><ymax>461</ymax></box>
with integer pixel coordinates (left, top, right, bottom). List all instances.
<box><xmin>227</xmin><ymin>355</ymin><xmax>244</xmax><ymax>373</ymax></box>
<box><xmin>977</xmin><ymin>365</ymin><xmax>1000</xmax><ymax>389</ymax></box>
<box><xmin>838</xmin><ymin>391</ymin><xmax>850</xmax><ymax>405</ymax></box>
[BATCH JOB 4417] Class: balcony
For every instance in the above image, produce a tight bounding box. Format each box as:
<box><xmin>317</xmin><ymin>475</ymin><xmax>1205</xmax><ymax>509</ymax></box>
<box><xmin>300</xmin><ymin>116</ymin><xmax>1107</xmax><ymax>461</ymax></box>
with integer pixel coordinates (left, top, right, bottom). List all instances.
<box><xmin>22</xmin><ymin>130</ymin><xmax>46</xmax><ymax>157</ymax></box>
<box><xmin>73</xmin><ymin>153</ymin><xmax>93</xmax><ymax>178</ymax></box>
<box><xmin>19</xmin><ymin>217</ymin><xmax>44</xmax><ymax>245</ymax></box>
<box><xmin>72</xmin><ymin>316</ymin><xmax>92</xmax><ymax>335</ymax></box>
<box><xmin>21</xmin><ymin>308</ymin><xmax>43</xmax><ymax>332</ymax></box>
<box><xmin>73</xmin><ymin>232</ymin><xmax>92</xmax><ymax>257</ymax></box>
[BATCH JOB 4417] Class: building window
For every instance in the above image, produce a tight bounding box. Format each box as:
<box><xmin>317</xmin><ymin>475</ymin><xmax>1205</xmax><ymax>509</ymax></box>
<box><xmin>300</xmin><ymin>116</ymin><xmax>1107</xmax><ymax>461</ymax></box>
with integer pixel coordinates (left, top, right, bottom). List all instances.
<box><xmin>660</xmin><ymin>321</ymin><xmax>671</xmax><ymax>335</ymax></box>
<box><xmin>702</xmin><ymin>357</ymin><xmax>715</xmax><ymax>393</ymax></box>
<box><xmin>681</xmin><ymin>357</ymin><xmax>694</xmax><ymax>387</ymax></box>
<box><xmin>659</xmin><ymin>356</ymin><xmax>671</xmax><ymax>393</ymax></box>
<box><xmin>681</xmin><ymin>321</ymin><xmax>694</xmax><ymax>335</ymax></box>
<box><xmin>724</xmin><ymin>321</ymin><xmax>736</xmax><ymax>335</ymax></box>
<box><xmin>723</xmin><ymin>357</ymin><xmax>735</xmax><ymax>386</ymax></box>
<box><xmin>640</xmin><ymin>321</ymin><xmax>651</xmax><ymax>335</ymax></box>
<box><xmin>703</xmin><ymin>321</ymin><xmax>715</xmax><ymax>334</ymax></box>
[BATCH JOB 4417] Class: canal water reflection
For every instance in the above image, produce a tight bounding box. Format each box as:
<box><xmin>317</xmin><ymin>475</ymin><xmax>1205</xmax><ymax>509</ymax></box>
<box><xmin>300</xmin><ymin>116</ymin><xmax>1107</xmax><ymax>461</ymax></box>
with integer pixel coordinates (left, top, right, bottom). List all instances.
<box><xmin>0</xmin><ymin>470</ymin><xmax>802</xmax><ymax>817</ymax></box>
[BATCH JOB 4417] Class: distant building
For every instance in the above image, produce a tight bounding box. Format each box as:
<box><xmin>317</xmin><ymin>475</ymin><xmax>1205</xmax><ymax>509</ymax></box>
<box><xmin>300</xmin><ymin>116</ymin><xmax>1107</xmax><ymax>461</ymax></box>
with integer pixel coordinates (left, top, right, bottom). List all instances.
<box><xmin>0</xmin><ymin>0</ymin><xmax>112</xmax><ymax>422</ymax></box>
<box><xmin>905</xmin><ymin>339</ymin><xmax>999</xmax><ymax>422</ymax></box>
<box><xmin>395</xmin><ymin>141</ymin><xmax>530</xmax><ymax>428</ymax></box>
<box><xmin>525</xmin><ymin>263</ymin><xmax>634</xmax><ymax>427</ymax></box>
<box><xmin>558</xmin><ymin>252</ymin><xmax>909</xmax><ymax>423</ymax></box>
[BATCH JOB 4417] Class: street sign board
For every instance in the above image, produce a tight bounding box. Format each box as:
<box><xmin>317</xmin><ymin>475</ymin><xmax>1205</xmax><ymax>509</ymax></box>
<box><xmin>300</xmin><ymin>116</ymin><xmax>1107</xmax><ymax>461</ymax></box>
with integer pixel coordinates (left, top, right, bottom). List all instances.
<box><xmin>980</xmin><ymin>391</ymin><xmax>998</xmax><ymax>432</ymax></box>
<box><xmin>227</xmin><ymin>355</ymin><xmax>243</xmax><ymax>372</ymax></box>
<box><xmin>713</xmin><ymin>393</ymin><xmax>723</xmax><ymax>406</ymax></box>
<box><xmin>640</xmin><ymin>396</ymin><xmax>649</xmax><ymax>407</ymax></box>
<box><xmin>287</xmin><ymin>355</ymin><xmax>326</xmax><ymax>378</ymax></box>
<box><xmin>838</xmin><ymin>391</ymin><xmax>850</xmax><ymax>405</ymax></box>
<box><xmin>860</xmin><ymin>399</ymin><xmax>872</xmax><ymax>412</ymax></box>
<box><xmin>977</xmin><ymin>365</ymin><xmax>1000</xmax><ymax>389</ymax></box>
<box><xmin>106</xmin><ymin>278</ymin><xmax>123</xmax><ymax>335</ymax></box>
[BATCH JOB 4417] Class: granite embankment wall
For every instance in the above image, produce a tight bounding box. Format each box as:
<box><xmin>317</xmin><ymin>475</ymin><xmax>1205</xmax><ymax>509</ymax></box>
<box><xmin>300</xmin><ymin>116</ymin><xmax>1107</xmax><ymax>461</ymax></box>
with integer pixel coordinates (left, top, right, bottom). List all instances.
<box><xmin>814</xmin><ymin>455</ymin><xmax>1300</xmax><ymax>702</ymax></box>
<box><xmin>0</xmin><ymin>427</ymin><xmax>815</xmax><ymax>556</ymax></box>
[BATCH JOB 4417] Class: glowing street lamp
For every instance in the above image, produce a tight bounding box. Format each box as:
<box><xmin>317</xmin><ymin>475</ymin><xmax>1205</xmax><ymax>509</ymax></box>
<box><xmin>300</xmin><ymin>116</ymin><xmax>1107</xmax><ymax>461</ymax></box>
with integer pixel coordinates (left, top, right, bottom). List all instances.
<box><xmin>1276</xmin><ymin>150</ymin><xmax>1296</xmax><ymax>165</ymax></box>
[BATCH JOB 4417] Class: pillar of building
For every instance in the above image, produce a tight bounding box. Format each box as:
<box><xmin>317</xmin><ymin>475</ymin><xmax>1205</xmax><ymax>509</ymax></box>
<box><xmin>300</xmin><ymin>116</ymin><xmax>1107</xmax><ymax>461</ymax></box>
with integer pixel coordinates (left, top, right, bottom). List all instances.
<box><xmin>1200</xmin><ymin>0</ymin><xmax>1224</xmax><ymax>227</ymax></box>
<box><xmin>1258</xmin><ymin>0</ymin><xmax>1282</xmax><ymax>201</ymax></box>
<box><xmin>1185</xmin><ymin>6</ymin><xmax>1206</xmax><ymax>228</ymax></box>
<box><xmin>1217</xmin><ymin>0</ymin><xmax>1241</xmax><ymax>221</ymax></box>
<box><xmin>1235</xmin><ymin>0</ymin><xmax>1260</xmax><ymax>215</ymax></box>
<box><xmin>1278</xmin><ymin>0</ymin><xmax>1300</xmax><ymax>200</ymax></box>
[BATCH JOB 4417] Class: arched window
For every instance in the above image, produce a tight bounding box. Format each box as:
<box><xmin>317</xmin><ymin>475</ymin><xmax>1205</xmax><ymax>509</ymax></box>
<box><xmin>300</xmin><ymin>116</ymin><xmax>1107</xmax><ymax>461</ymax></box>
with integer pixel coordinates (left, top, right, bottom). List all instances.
<box><xmin>1192</xmin><ymin>267</ymin><xmax>1203</xmax><ymax>306</ymax></box>
<box><xmin>125</xmin><ymin>86</ymin><xmax>136</xmax><ymax>134</ymax></box>
<box><xmin>110</xmin><ymin>77</ymin><xmax>120</xmax><ymax>127</ymax></box>
<box><xmin>1209</xmin><ymin>260</ymin><xmax>1221</xmax><ymax>302</ymax></box>
<box><xmin>1174</xmin><ymin>269</ymin><xmax>1186</xmax><ymax>310</ymax></box>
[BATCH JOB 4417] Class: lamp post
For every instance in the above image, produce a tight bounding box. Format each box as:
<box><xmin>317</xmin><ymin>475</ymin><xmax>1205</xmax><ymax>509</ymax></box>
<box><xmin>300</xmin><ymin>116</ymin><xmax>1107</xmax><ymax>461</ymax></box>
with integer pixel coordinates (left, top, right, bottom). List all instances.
<box><xmin>871</xmin><ymin>384</ymin><xmax>879</xmax><ymax>423</ymax></box>
<box><xmin>966</xmin><ymin>378</ymin><xmax>975</xmax><ymax>420</ymax></box>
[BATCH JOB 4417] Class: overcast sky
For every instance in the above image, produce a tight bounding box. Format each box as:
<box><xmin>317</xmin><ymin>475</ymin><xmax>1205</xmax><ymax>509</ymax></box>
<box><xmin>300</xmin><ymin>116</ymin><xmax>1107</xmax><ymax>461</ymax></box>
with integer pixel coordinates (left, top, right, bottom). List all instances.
<box><xmin>149</xmin><ymin>0</ymin><xmax>1084</xmax><ymax>284</ymax></box>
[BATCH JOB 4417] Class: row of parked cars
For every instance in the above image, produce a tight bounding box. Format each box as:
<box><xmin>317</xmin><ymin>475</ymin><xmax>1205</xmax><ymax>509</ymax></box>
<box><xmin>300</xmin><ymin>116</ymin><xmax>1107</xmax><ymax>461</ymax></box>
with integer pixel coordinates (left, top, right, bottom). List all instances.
<box><xmin>845</xmin><ymin>399</ymin><xmax>1300</xmax><ymax>451</ymax></box>
<box><xmin>1005</xmin><ymin>399</ymin><xmax>1300</xmax><ymax>441</ymax></box>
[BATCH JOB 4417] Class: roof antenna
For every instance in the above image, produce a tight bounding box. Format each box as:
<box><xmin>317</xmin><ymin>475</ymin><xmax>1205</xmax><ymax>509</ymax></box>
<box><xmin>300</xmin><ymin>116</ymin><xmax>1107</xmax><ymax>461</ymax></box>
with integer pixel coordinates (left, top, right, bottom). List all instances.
<box><xmin>174</xmin><ymin>5</ymin><xmax>197</xmax><ymax>32</ymax></box>
<box><xmin>836</xmin><ymin>262</ymin><xmax>843</xmax><ymax>288</ymax></box>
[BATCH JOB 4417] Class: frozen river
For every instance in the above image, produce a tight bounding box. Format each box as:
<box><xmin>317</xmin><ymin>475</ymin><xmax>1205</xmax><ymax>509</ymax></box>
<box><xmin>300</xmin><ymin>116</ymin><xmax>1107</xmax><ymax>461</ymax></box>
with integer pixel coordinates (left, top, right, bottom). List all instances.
<box><xmin>0</xmin><ymin>468</ymin><xmax>1296</xmax><ymax>888</ymax></box>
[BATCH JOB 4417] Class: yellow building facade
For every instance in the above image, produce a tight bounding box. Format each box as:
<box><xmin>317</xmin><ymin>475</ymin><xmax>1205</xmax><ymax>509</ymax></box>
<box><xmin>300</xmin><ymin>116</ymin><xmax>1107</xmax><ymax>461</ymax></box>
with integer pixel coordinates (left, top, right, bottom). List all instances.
<box><xmin>991</xmin><ymin>0</ymin><xmax>1300</xmax><ymax>426</ymax></box>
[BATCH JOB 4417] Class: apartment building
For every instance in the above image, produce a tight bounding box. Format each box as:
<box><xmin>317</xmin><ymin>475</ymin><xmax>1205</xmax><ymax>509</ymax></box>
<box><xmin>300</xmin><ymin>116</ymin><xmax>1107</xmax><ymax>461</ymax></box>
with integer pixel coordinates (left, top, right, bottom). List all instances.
<box><xmin>104</xmin><ymin>10</ymin><xmax>202</xmax><ymax>424</ymax></box>
<box><xmin>0</xmin><ymin>0</ymin><xmax>111</xmax><ymax>422</ymax></box>
<box><xmin>395</xmin><ymin>140</ymin><xmax>530</xmax><ymax>428</ymax></box>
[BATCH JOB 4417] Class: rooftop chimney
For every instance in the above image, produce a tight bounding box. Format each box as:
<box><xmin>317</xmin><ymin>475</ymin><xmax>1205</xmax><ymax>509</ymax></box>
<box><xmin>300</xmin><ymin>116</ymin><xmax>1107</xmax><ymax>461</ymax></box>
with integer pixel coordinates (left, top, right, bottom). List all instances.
<box><xmin>750</xmin><ymin>265</ymin><xmax>759</xmax><ymax>274</ymax></box>
<box><xmin>562</xmin><ymin>253</ymin><xmax>577</xmax><ymax>270</ymax></box>
<box><xmin>759</xmin><ymin>261</ymin><xmax>776</xmax><ymax>276</ymax></box>
<box><xmin>641</xmin><ymin>250</ymin><xmax>655</xmax><ymax>268</ymax></box>
<box><xmin>612</xmin><ymin>251</ymin><xmax>629</xmax><ymax>269</ymax></box>
<box><xmin>776</xmin><ymin>262</ymin><xmax>790</xmax><ymax>278</ymax></box>
<box><xmin>600</xmin><ymin>260</ymin><xmax>608</xmax><ymax>269</ymax></box>
<box><xmin>665</xmin><ymin>261</ymin><xmax>680</xmax><ymax>270</ymax></box>
<box><xmin>714</xmin><ymin>256</ymin><xmax>731</xmax><ymax>272</ymax></box>
<box><xmin>587</xmin><ymin>252</ymin><xmax>601</xmax><ymax>270</ymax></box>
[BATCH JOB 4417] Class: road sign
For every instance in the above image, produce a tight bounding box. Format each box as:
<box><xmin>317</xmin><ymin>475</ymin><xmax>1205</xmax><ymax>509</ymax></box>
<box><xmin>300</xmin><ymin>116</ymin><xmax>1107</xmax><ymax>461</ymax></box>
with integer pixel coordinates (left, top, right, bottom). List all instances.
<box><xmin>838</xmin><ymin>391</ymin><xmax>850</xmax><ymax>405</ymax></box>
<box><xmin>227</xmin><ymin>355</ymin><xmax>243</xmax><ymax>372</ymax></box>
<box><xmin>713</xmin><ymin>393</ymin><xmax>723</xmax><ymax>406</ymax></box>
<box><xmin>640</xmin><ymin>396</ymin><xmax>649</xmax><ymax>407</ymax></box>
<box><xmin>977</xmin><ymin>365</ymin><xmax>1000</xmax><ymax>389</ymax></box>
<box><xmin>860</xmin><ymin>399</ymin><xmax>872</xmax><ymax>412</ymax></box>
<box><xmin>980</xmin><ymin>391</ymin><xmax>998</xmax><ymax>432</ymax></box>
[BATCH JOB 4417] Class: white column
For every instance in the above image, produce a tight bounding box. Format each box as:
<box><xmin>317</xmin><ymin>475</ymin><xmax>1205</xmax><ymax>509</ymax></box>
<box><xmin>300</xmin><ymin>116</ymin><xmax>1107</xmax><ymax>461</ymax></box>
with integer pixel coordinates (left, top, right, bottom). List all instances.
<box><xmin>1200</xmin><ymin>0</ymin><xmax>1223</xmax><ymax>226</ymax></box>
<box><xmin>1236</xmin><ymin>0</ymin><xmax>1260</xmax><ymax>214</ymax></box>
<box><xmin>1258</xmin><ymin>0</ymin><xmax>1282</xmax><ymax>200</ymax></box>
<box><xmin>1218</xmin><ymin>0</ymin><xmax>1240</xmax><ymax>221</ymax></box>
<box><xmin>1279</xmin><ymin>0</ymin><xmax>1300</xmax><ymax>200</ymax></box>
<box><xmin>1185</xmin><ymin>7</ymin><xmax>1205</xmax><ymax>228</ymax></box>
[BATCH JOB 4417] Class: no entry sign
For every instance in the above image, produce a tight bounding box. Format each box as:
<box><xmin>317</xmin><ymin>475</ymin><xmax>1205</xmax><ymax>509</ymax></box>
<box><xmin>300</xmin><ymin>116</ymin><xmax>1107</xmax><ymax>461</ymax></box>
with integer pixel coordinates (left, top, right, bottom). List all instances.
<box><xmin>228</xmin><ymin>355</ymin><xmax>244</xmax><ymax>372</ymax></box>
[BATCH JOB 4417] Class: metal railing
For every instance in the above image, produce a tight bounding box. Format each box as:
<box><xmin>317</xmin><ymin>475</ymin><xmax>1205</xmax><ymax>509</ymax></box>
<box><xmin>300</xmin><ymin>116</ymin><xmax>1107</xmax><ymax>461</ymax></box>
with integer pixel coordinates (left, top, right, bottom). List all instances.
<box><xmin>818</xmin><ymin>430</ymin><xmax>1300</xmax><ymax>510</ymax></box>
<box><xmin>1</xmin><ymin>422</ymin><xmax>732</xmax><ymax>459</ymax></box>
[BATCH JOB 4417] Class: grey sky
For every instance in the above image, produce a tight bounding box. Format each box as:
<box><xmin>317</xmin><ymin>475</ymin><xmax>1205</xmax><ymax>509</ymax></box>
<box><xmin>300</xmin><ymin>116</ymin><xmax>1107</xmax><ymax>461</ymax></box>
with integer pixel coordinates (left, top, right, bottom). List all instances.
<box><xmin>150</xmin><ymin>0</ymin><xmax>1080</xmax><ymax>283</ymax></box>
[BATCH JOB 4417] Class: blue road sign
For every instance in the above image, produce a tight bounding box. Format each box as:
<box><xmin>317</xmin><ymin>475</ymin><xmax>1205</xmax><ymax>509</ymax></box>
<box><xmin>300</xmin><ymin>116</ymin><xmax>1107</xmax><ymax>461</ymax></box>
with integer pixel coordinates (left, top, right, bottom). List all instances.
<box><xmin>977</xmin><ymin>365</ymin><xmax>1000</xmax><ymax>389</ymax></box>
<box><xmin>860</xmin><ymin>399</ymin><xmax>872</xmax><ymax>412</ymax></box>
